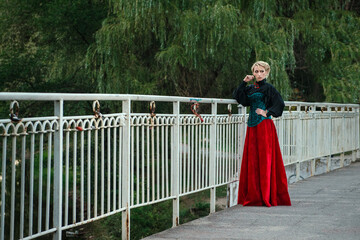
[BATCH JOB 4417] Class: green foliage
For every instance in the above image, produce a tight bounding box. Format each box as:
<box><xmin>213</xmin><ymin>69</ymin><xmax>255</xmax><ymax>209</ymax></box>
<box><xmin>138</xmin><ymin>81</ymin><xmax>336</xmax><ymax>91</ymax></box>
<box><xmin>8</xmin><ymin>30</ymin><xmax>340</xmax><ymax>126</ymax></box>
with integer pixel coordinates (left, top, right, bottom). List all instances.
<box><xmin>84</xmin><ymin>200</ymin><xmax>173</xmax><ymax>240</ymax></box>
<box><xmin>0</xmin><ymin>0</ymin><xmax>108</xmax><ymax>118</ymax></box>
<box><xmin>1</xmin><ymin>0</ymin><xmax>359</xmax><ymax>112</ymax></box>
<box><xmin>79</xmin><ymin>187</ymin><xmax>228</xmax><ymax>239</ymax></box>
<box><xmin>180</xmin><ymin>202</ymin><xmax>210</xmax><ymax>224</ymax></box>
<box><xmin>294</xmin><ymin>9</ymin><xmax>360</xmax><ymax>102</ymax></box>
<box><xmin>86</xmin><ymin>0</ymin><xmax>298</xmax><ymax>101</ymax></box>
<box><xmin>131</xmin><ymin>201</ymin><xmax>173</xmax><ymax>239</ymax></box>
<box><xmin>0</xmin><ymin>0</ymin><xmax>107</xmax><ymax>93</ymax></box>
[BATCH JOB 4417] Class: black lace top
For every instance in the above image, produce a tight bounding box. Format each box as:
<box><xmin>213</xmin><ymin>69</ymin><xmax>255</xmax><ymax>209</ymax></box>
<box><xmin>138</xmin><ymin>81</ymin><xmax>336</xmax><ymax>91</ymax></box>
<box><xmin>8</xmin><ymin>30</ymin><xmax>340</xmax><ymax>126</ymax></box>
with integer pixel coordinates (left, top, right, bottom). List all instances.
<box><xmin>233</xmin><ymin>79</ymin><xmax>285</xmax><ymax>126</ymax></box>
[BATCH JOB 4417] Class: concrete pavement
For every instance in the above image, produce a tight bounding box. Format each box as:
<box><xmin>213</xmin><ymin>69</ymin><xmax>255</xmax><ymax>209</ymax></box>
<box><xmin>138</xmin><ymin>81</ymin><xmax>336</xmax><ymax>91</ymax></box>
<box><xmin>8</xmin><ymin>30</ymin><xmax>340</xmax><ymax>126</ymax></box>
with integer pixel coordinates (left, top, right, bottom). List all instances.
<box><xmin>144</xmin><ymin>161</ymin><xmax>360</xmax><ymax>240</ymax></box>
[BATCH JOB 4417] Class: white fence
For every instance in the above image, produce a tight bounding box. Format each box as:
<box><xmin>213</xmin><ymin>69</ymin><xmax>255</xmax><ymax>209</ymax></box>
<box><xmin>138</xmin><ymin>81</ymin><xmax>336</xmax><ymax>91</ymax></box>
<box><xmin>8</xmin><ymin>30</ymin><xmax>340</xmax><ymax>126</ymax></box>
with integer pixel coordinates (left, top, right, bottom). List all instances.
<box><xmin>0</xmin><ymin>92</ymin><xmax>359</xmax><ymax>240</ymax></box>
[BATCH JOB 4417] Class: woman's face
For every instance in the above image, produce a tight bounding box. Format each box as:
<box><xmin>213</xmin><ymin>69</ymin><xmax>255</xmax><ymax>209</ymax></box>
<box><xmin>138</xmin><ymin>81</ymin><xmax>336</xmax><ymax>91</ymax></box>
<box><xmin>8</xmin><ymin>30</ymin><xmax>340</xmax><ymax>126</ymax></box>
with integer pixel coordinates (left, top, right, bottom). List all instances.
<box><xmin>252</xmin><ymin>66</ymin><xmax>267</xmax><ymax>81</ymax></box>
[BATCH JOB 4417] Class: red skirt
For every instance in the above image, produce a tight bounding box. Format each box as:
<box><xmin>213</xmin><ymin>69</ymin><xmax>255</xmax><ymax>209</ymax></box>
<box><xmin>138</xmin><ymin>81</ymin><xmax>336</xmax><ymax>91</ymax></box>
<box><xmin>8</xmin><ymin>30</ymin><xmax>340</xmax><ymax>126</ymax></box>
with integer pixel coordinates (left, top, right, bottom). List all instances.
<box><xmin>238</xmin><ymin>119</ymin><xmax>291</xmax><ymax>207</ymax></box>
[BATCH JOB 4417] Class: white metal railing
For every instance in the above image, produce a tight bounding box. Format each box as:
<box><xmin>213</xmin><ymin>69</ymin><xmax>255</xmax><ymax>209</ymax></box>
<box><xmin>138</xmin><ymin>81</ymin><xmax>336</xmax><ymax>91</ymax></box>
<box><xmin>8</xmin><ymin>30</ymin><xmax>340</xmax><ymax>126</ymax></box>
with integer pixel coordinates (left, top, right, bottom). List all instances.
<box><xmin>0</xmin><ymin>92</ymin><xmax>359</xmax><ymax>240</ymax></box>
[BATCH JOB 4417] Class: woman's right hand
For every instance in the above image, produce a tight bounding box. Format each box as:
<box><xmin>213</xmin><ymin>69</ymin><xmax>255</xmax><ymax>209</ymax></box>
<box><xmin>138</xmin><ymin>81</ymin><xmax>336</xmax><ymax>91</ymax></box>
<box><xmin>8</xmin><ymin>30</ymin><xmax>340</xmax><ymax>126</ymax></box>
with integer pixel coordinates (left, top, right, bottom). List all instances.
<box><xmin>243</xmin><ymin>75</ymin><xmax>254</xmax><ymax>82</ymax></box>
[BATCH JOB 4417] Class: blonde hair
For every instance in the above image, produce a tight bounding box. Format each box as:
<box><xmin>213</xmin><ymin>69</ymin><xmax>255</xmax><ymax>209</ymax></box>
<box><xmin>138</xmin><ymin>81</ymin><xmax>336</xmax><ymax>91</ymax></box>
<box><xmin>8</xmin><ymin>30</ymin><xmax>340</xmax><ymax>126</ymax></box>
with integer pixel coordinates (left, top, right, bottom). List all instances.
<box><xmin>251</xmin><ymin>61</ymin><xmax>270</xmax><ymax>77</ymax></box>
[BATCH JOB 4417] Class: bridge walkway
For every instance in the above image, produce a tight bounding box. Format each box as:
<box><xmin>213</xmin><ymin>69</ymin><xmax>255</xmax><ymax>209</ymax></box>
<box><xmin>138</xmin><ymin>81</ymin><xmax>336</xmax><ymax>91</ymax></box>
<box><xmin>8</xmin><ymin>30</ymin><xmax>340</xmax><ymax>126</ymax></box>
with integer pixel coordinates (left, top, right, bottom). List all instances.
<box><xmin>144</xmin><ymin>161</ymin><xmax>360</xmax><ymax>240</ymax></box>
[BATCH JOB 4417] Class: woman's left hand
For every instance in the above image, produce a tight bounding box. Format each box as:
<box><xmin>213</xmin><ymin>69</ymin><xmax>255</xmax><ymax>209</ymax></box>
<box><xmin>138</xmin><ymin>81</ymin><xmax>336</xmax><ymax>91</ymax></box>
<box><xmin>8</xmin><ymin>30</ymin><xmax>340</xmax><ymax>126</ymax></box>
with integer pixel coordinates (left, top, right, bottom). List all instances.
<box><xmin>256</xmin><ymin>108</ymin><xmax>267</xmax><ymax>117</ymax></box>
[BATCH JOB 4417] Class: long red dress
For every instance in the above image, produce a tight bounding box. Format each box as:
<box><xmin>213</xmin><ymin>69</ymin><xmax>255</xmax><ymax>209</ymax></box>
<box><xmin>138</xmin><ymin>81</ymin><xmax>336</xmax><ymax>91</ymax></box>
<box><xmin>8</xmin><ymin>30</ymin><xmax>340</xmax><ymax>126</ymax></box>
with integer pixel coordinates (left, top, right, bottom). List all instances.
<box><xmin>233</xmin><ymin>79</ymin><xmax>291</xmax><ymax>207</ymax></box>
<box><xmin>238</xmin><ymin>119</ymin><xmax>291</xmax><ymax>206</ymax></box>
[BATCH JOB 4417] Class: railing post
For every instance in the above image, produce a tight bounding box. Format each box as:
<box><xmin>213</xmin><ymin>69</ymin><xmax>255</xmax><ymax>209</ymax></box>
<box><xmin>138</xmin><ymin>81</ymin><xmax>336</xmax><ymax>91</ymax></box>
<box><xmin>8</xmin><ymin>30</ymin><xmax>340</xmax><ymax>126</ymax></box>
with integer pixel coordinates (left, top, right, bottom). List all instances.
<box><xmin>311</xmin><ymin>105</ymin><xmax>316</xmax><ymax>176</ymax></box>
<box><xmin>122</xmin><ymin>99</ymin><xmax>131</xmax><ymax>240</ymax></box>
<box><xmin>209</xmin><ymin>102</ymin><xmax>217</xmax><ymax>213</ymax></box>
<box><xmin>280</xmin><ymin>107</ymin><xmax>285</xmax><ymax>161</ymax></box>
<box><xmin>340</xmin><ymin>107</ymin><xmax>345</xmax><ymax>167</ymax></box>
<box><xmin>356</xmin><ymin>107</ymin><xmax>360</xmax><ymax>160</ymax></box>
<box><xmin>172</xmin><ymin>101</ymin><xmax>180</xmax><ymax>227</ymax></box>
<box><xmin>358</xmin><ymin>106</ymin><xmax>360</xmax><ymax>159</ymax></box>
<box><xmin>240</xmin><ymin>105</ymin><xmax>247</xmax><ymax>160</ymax></box>
<box><xmin>352</xmin><ymin>107</ymin><xmax>357</xmax><ymax>162</ymax></box>
<box><xmin>327</xmin><ymin>106</ymin><xmax>332</xmax><ymax>172</ymax></box>
<box><xmin>232</xmin><ymin>104</ymin><xmax>246</xmax><ymax>205</ymax></box>
<box><xmin>295</xmin><ymin>105</ymin><xmax>302</xmax><ymax>181</ymax></box>
<box><xmin>53</xmin><ymin>99</ymin><xmax>63</xmax><ymax>240</ymax></box>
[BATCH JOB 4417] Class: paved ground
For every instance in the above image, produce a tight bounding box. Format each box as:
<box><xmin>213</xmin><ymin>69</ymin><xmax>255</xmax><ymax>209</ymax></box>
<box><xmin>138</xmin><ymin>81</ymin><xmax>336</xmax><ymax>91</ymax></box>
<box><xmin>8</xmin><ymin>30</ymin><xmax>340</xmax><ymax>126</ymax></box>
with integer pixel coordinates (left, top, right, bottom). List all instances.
<box><xmin>144</xmin><ymin>161</ymin><xmax>360</xmax><ymax>240</ymax></box>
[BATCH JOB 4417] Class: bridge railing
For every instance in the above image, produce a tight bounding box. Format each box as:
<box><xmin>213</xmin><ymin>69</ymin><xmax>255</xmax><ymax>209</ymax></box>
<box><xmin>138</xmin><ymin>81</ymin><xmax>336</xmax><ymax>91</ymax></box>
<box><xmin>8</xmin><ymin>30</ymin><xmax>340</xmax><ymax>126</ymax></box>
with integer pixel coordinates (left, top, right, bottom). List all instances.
<box><xmin>273</xmin><ymin>103</ymin><xmax>360</xmax><ymax>182</ymax></box>
<box><xmin>0</xmin><ymin>92</ymin><xmax>359</xmax><ymax>240</ymax></box>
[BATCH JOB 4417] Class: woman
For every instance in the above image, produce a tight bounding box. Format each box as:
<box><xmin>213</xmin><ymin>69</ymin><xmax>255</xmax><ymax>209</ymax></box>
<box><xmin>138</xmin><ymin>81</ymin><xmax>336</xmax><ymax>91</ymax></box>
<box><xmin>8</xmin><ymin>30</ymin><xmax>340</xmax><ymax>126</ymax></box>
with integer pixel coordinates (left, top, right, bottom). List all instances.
<box><xmin>233</xmin><ymin>61</ymin><xmax>291</xmax><ymax>207</ymax></box>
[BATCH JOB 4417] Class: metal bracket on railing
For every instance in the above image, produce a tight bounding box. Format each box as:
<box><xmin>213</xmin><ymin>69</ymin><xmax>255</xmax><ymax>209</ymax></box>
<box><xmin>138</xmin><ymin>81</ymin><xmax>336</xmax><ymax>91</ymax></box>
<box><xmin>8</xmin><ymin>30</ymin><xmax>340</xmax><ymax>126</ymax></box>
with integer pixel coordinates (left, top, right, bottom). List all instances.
<box><xmin>227</xmin><ymin>104</ymin><xmax>232</xmax><ymax>117</ymax></box>
<box><xmin>9</xmin><ymin>100</ymin><xmax>22</xmax><ymax>123</ymax></box>
<box><xmin>191</xmin><ymin>102</ymin><xmax>204</xmax><ymax>123</ymax></box>
<box><xmin>93</xmin><ymin>100</ymin><xmax>103</xmax><ymax>119</ymax></box>
<box><xmin>149</xmin><ymin>101</ymin><xmax>156</xmax><ymax>128</ymax></box>
<box><xmin>150</xmin><ymin>101</ymin><xmax>156</xmax><ymax>118</ymax></box>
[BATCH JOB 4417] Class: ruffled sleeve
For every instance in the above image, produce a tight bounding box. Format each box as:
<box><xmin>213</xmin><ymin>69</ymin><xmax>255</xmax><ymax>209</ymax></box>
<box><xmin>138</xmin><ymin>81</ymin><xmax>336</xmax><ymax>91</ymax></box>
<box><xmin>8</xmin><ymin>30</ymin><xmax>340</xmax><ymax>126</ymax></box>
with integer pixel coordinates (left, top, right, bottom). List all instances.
<box><xmin>233</xmin><ymin>81</ymin><xmax>250</xmax><ymax>107</ymax></box>
<box><xmin>265</xmin><ymin>86</ymin><xmax>285</xmax><ymax>118</ymax></box>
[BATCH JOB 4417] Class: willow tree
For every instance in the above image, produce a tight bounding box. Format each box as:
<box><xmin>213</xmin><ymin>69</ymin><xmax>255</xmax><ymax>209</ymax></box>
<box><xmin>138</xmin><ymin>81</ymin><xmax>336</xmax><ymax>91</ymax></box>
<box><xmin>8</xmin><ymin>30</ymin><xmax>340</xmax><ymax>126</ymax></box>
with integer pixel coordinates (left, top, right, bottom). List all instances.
<box><xmin>243</xmin><ymin>0</ymin><xmax>360</xmax><ymax>103</ymax></box>
<box><xmin>86</xmin><ymin>0</ymin><xmax>295</xmax><ymax>100</ymax></box>
<box><xmin>294</xmin><ymin>10</ymin><xmax>360</xmax><ymax>103</ymax></box>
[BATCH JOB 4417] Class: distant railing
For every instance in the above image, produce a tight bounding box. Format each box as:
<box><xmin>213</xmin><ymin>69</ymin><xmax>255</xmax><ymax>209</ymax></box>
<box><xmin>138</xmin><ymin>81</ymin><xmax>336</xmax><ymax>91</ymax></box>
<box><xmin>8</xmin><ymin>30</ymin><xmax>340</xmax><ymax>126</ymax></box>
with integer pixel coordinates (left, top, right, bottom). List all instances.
<box><xmin>274</xmin><ymin>102</ymin><xmax>360</xmax><ymax>183</ymax></box>
<box><xmin>0</xmin><ymin>92</ymin><xmax>359</xmax><ymax>240</ymax></box>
